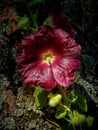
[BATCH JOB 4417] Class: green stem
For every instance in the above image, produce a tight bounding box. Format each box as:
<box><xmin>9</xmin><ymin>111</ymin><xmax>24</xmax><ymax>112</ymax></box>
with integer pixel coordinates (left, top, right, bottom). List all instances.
<box><xmin>59</xmin><ymin>103</ymin><xmax>71</xmax><ymax>112</ymax></box>
<box><xmin>29</xmin><ymin>10</ymin><xmax>38</xmax><ymax>30</ymax></box>
<box><xmin>25</xmin><ymin>1</ymin><xmax>38</xmax><ymax>30</ymax></box>
<box><xmin>57</xmin><ymin>85</ymin><xmax>67</xmax><ymax>103</ymax></box>
<box><xmin>72</xmin><ymin>125</ymin><xmax>76</xmax><ymax>130</ymax></box>
<box><xmin>64</xmin><ymin>117</ymin><xmax>71</xmax><ymax>123</ymax></box>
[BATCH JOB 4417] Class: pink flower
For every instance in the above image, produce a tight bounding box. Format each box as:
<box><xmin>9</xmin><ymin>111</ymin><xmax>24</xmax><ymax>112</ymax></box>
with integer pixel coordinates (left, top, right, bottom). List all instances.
<box><xmin>19</xmin><ymin>25</ymin><xmax>81</xmax><ymax>90</ymax></box>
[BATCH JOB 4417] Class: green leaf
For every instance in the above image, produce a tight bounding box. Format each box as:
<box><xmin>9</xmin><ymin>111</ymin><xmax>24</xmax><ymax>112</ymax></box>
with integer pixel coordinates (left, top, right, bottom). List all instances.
<box><xmin>73</xmin><ymin>72</ymin><xmax>80</xmax><ymax>83</ymax></box>
<box><xmin>17</xmin><ymin>16</ymin><xmax>29</xmax><ymax>28</ymax></box>
<box><xmin>71</xmin><ymin>110</ymin><xmax>86</xmax><ymax>126</ymax></box>
<box><xmin>43</xmin><ymin>18</ymin><xmax>52</xmax><ymax>26</ymax></box>
<box><xmin>49</xmin><ymin>94</ymin><xmax>62</xmax><ymax>107</ymax></box>
<box><xmin>28</xmin><ymin>0</ymin><xmax>42</xmax><ymax>7</ymax></box>
<box><xmin>67</xmin><ymin>90</ymin><xmax>78</xmax><ymax>103</ymax></box>
<box><xmin>33</xmin><ymin>86</ymin><xmax>48</xmax><ymax>109</ymax></box>
<box><xmin>75</xmin><ymin>92</ymin><xmax>88</xmax><ymax>112</ymax></box>
<box><xmin>86</xmin><ymin>116</ymin><xmax>94</xmax><ymax>127</ymax></box>
<box><xmin>55</xmin><ymin>107</ymin><xmax>67</xmax><ymax>119</ymax></box>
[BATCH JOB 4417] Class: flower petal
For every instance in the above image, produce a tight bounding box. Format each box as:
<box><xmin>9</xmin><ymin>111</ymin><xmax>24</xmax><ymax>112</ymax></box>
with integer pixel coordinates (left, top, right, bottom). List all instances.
<box><xmin>19</xmin><ymin>26</ymin><xmax>55</xmax><ymax>65</ymax></box>
<box><xmin>21</xmin><ymin>61</ymin><xmax>57</xmax><ymax>90</ymax></box>
<box><xmin>54</xmin><ymin>29</ymin><xmax>77</xmax><ymax>46</ymax></box>
<box><xmin>64</xmin><ymin>44</ymin><xmax>81</xmax><ymax>58</ymax></box>
<box><xmin>19</xmin><ymin>35</ymin><xmax>37</xmax><ymax>64</ymax></box>
<box><xmin>52</xmin><ymin>58</ymin><xmax>80</xmax><ymax>87</ymax></box>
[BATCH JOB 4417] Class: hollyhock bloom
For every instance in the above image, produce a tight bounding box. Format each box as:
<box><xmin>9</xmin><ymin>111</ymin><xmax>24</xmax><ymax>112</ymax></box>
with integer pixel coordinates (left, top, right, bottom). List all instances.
<box><xmin>19</xmin><ymin>25</ymin><xmax>81</xmax><ymax>90</ymax></box>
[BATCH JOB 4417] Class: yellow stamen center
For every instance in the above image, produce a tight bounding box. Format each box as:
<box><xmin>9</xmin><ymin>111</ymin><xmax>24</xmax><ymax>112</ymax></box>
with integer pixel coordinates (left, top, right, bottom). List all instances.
<box><xmin>42</xmin><ymin>51</ymin><xmax>55</xmax><ymax>65</ymax></box>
